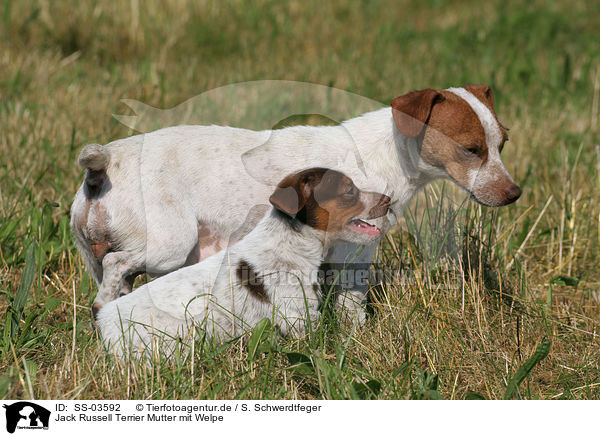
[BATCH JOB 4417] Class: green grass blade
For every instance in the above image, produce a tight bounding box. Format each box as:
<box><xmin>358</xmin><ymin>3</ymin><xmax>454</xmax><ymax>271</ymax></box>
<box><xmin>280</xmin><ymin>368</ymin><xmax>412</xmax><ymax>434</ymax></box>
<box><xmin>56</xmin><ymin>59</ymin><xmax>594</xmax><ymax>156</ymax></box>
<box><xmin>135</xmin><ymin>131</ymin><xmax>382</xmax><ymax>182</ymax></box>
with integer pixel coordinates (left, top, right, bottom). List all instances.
<box><xmin>10</xmin><ymin>242</ymin><xmax>37</xmax><ymax>337</ymax></box>
<box><xmin>247</xmin><ymin>318</ymin><xmax>271</xmax><ymax>361</ymax></box>
<box><xmin>504</xmin><ymin>338</ymin><xmax>551</xmax><ymax>399</ymax></box>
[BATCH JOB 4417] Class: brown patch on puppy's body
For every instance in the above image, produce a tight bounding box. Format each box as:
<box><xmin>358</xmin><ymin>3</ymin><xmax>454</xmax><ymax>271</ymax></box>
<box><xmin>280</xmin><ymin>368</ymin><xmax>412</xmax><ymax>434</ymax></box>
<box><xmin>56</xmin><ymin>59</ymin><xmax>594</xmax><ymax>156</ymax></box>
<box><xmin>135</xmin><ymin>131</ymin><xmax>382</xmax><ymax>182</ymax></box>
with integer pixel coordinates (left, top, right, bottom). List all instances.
<box><xmin>236</xmin><ymin>259</ymin><xmax>269</xmax><ymax>303</ymax></box>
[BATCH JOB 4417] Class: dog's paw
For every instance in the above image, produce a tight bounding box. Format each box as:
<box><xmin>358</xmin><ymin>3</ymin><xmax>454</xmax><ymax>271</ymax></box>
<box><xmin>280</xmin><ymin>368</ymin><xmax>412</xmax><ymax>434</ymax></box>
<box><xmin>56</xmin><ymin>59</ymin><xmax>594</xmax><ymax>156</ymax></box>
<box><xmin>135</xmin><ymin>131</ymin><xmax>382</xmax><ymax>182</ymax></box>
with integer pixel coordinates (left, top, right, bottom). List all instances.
<box><xmin>335</xmin><ymin>290</ymin><xmax>367</xmax><ymax>325</ymax></box>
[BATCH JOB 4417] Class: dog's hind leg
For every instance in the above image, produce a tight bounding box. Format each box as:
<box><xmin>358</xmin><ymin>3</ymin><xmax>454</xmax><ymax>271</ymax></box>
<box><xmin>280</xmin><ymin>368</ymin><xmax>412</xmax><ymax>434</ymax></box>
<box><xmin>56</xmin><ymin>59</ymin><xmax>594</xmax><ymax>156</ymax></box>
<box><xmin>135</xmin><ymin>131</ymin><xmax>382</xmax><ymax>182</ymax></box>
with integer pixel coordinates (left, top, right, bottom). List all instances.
<box><xmin>91</xmin><ymin>250</ymin><xmax>145</xmax><ymax>318</ymax></box>
<box><xmin>119</xmin><ymin>273</ymin><xmax>139</xmax><ymax>296</ymax></box>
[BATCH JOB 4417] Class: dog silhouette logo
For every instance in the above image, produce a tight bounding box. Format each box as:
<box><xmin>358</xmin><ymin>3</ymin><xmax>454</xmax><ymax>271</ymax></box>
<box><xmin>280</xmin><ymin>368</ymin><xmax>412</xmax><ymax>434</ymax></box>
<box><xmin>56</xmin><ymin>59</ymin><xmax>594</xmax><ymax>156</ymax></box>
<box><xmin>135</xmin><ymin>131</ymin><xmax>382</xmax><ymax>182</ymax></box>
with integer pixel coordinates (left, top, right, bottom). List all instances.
<box><xmin>3</xmin><ymin>402</ymin><xmax>50</xmax><ymax>433</ymax></box>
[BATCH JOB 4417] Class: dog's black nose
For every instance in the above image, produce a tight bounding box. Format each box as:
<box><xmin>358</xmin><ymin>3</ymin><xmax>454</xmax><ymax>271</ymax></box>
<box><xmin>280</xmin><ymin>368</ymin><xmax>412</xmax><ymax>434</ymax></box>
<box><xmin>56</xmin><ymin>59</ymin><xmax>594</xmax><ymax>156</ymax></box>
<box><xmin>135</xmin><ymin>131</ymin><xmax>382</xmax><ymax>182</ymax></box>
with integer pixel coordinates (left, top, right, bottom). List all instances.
<box><xmin>505</xmin><ymin>185</ymin><xmax>522</xmax><ymax>203</ymax></box>
<box><xmin>367</xmin><ymin>195</ymin><xmax>392</xmax><ymax>219</ymax></box>
<box><xmin>379</xmin><ymin>195</ymin><xmax>391</xmax><ymax>212</ymax></box>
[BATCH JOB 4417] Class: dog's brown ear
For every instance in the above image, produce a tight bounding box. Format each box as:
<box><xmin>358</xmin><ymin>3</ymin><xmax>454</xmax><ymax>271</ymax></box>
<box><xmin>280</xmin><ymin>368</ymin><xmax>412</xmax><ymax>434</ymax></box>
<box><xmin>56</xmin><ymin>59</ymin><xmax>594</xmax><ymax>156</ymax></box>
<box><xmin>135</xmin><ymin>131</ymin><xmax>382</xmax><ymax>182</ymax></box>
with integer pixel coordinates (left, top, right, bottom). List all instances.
<box><xmin>464</xmin><ymin>85</ymin><xmax>509</xmax><ymax>130</ymax></box>
<box><xmin>464</xmin><ymin>85</ymin><xmax>494</xmax><ymax>106</ymax></box>
<box><xmin>269</xmin><ymin>174</ymin><xmax>309</xmax><ymax>216</ymax></box>
<box><xmin>391</xmin><ymin>89</ymin><xmax>444</xmax><ymax>137</ymax></box>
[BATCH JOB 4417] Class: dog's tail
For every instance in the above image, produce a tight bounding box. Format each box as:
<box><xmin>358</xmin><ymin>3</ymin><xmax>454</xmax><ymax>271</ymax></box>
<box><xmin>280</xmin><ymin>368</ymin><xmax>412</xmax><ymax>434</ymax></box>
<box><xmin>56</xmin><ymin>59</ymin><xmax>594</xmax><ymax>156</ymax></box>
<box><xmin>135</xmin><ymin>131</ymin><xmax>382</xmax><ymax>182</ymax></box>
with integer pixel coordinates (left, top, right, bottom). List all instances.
<box><xmin>78</xmin><ymin>143</ymin><xmax>110</xmax><ymax>171</ymax></box>
<box><xmin>78</xmin><ymin>143</ymin><xmax>110</xmax><ymax>196</ymax></box>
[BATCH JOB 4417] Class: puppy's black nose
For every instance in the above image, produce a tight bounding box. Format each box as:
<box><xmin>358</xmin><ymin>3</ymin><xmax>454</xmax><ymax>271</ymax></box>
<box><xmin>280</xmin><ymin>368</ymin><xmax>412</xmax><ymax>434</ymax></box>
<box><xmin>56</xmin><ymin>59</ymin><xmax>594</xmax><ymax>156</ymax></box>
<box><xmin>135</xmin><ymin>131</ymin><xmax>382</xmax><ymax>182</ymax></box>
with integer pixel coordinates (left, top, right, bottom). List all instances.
<box><xmin>505</xmin><ymin>185</ymin><xmax>522</xmax><ymax>203</ymax></box>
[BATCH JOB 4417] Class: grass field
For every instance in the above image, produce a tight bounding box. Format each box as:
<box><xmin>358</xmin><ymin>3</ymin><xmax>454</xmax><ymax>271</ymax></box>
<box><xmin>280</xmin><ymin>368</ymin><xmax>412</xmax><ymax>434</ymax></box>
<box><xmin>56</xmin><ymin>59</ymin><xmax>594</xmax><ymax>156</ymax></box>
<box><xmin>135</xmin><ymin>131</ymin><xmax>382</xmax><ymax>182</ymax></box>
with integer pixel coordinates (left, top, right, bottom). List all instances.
<box><xmin>1</xmin><ymin>0</ymin><xmax>599</xmax><ymax>400</ymax></box>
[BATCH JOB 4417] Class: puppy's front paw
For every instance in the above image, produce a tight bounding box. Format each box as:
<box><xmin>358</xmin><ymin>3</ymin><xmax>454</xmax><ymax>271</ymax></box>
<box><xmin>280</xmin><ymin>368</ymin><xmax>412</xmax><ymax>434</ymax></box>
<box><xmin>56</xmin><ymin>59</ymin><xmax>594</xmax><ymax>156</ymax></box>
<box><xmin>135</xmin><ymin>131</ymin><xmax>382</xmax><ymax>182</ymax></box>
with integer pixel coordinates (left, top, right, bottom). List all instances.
<box><xmin>278</xmin><ymin>309</ymin><xmax>321</xmax><ymax>338</ymax></box>
<box><xmin>336</xmin><ymin>290</ymin><xmax>367</xmax><ymax>325</ymax></box>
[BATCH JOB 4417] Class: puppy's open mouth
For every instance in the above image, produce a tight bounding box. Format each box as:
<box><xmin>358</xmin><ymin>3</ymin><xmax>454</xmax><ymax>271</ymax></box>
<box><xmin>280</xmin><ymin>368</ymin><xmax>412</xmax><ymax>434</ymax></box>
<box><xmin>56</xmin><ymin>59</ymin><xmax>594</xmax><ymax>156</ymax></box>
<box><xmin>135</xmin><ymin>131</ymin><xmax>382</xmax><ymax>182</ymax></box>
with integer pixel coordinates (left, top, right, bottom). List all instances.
<box><xmin>346</xmin><ymin>218</ymin><xmax>382</xmax><ymax>237</ymax></box>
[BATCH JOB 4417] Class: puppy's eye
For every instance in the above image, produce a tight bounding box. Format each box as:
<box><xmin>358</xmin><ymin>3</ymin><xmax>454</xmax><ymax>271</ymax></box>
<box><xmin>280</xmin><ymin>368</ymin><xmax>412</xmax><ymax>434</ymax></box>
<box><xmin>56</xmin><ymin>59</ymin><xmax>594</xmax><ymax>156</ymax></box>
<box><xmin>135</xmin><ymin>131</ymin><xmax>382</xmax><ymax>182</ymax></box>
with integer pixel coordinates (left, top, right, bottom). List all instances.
<box><xmin>344</xmin><ymin>185</ymin><xmax>355</xmax><ymax>196</ymax></box>
<box><xmin>463</xmin><ymin>146</ymin><xmax>479</xmax><ymax>155</ymax></box>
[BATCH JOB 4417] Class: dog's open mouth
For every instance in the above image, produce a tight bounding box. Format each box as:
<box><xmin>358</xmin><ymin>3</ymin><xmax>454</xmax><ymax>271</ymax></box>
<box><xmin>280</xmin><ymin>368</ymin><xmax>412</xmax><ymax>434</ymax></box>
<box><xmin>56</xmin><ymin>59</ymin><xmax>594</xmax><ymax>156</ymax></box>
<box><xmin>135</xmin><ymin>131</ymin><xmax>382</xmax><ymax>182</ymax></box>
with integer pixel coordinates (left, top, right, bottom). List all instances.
<box><xmin>346</xmin><ymin>218</ymin><xmax>382</xmax><ymax>237</ymax></box>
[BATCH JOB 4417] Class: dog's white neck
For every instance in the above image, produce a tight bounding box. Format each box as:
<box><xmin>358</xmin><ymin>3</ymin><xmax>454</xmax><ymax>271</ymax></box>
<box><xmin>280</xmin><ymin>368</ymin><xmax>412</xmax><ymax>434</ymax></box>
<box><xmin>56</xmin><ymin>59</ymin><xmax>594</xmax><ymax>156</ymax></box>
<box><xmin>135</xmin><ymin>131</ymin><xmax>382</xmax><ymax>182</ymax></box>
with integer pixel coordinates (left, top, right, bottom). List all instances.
<box><xmin>342</xmin><ymin>107</ymin><xmax>445</xmax><ymax>215</ymax></box>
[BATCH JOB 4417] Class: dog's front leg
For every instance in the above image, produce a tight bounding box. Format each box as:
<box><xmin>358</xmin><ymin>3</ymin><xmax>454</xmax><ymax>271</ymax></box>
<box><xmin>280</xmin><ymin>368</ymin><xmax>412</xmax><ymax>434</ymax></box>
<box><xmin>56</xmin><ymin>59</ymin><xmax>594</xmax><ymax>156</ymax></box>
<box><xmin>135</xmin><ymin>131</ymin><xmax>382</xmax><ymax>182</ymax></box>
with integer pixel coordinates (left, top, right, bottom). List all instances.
<box><xmin>274</xmin><ymin>283</ymin><xmax>321</xmax><ymax>338</ymax></box>
<box><xmin>323</xmin><ymin>241</ymin><xmax>379</xmax><ymax>324</ymax></box>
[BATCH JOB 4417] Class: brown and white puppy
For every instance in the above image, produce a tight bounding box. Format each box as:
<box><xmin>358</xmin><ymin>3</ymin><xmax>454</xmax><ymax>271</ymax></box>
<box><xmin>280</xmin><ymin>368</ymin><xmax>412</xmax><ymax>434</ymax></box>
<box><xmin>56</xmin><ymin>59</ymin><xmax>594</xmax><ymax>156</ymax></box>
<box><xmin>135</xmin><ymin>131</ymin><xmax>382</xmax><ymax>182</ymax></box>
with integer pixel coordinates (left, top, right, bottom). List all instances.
<box><xmin>270</xmin><ymin>168</ymin><xmax>390</xmax><ymax>242</ymax></box>
<box><xmin>96</xmin><ymin>168</ymin><xmax>389</xmax><ymax>357</ymax></box>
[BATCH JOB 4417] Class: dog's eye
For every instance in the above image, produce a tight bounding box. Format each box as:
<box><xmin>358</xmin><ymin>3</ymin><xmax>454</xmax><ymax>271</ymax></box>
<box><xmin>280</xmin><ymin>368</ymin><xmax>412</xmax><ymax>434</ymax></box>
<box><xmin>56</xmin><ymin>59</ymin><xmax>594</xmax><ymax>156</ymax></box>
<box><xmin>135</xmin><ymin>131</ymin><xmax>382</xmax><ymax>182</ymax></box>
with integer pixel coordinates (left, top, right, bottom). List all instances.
<box><xmin>464</xmin><ymin>146</ymin><xmax>479</xmax><ymax>155</ymax></box>
<box><xmin>344</xmin><ymin>185</ymin><xmax>355</xmax><ymax>196</ymax></box>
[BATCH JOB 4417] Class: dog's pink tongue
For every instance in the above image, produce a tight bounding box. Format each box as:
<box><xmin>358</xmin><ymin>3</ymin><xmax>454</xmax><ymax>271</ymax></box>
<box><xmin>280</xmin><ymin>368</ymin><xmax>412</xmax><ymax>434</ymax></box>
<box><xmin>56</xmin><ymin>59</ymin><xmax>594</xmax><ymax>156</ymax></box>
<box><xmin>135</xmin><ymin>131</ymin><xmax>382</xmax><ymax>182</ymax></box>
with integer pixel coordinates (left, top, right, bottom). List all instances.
<box><xmin>348</xmin><ymin>219</ymin><xmax>381</xmax><ymax>237</ymax></box>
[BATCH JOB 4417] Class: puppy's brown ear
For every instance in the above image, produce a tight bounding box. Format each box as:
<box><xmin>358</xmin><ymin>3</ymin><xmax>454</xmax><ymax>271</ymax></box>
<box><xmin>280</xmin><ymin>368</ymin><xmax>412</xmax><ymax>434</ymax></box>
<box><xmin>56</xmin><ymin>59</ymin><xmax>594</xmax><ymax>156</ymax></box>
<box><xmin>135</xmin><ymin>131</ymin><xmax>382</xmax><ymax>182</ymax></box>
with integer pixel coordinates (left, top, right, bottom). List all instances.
<box><xmin>464</xmin><ymin>85</ymin><xmax>509</xmax><ymax>130</ymax></box>
<box><xmin>391</xmin><ymin>89</ymin><xmax>444</xmax><ymax>137</ymax></box>
<box><xmin>269</xmin><ymin>174</ymin><xmax>308</xmax><ymax>216</ymax></box>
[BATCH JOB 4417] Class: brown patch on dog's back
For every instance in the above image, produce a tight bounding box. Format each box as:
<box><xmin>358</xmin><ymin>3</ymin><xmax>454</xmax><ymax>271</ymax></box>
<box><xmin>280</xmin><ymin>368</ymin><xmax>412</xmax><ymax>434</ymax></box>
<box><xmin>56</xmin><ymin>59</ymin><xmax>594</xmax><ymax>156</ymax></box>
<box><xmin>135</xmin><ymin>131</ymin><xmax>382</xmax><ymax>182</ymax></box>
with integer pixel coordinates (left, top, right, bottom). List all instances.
<box><xmin>236</xmin><ymin>259</ymin><xmax>269</xmax><ymax>303</ymax></box>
